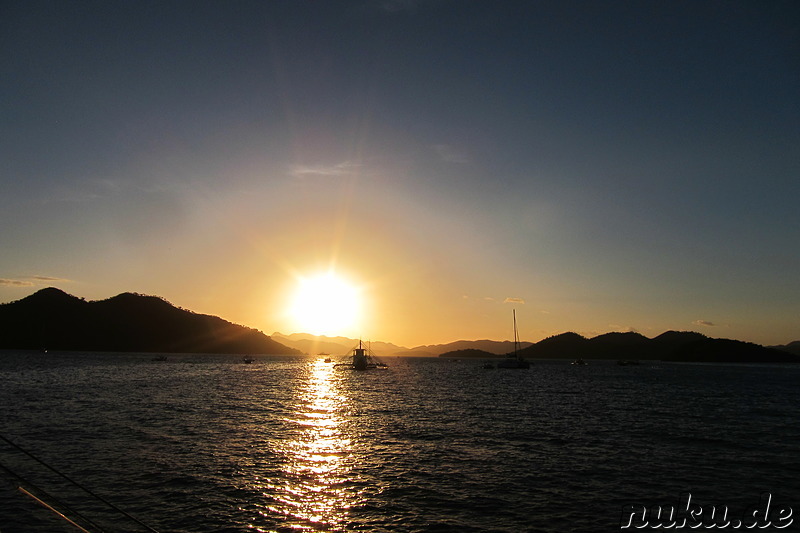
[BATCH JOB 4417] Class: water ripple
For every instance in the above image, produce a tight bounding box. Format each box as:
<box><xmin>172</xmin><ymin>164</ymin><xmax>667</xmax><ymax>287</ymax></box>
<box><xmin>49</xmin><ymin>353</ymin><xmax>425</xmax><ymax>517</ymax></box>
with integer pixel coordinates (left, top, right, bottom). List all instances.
<box><xmin>0</xmin><ymin>353</ymin><xmax>798</xmax><ymax>532</ymax></box>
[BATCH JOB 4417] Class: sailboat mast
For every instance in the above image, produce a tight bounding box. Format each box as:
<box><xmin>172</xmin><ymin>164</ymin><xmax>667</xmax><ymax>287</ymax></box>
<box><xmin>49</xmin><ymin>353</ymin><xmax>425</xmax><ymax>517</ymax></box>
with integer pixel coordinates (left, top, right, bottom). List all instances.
<box><xmin>513</xmin><ymin>309</ymin><xmax>519</xmax><ymax>355</ymax></box>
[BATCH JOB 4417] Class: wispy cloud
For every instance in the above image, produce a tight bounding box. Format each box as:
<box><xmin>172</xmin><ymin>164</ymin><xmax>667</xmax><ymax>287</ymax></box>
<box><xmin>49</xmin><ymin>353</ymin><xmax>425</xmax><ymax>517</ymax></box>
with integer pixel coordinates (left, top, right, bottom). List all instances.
<box><xmin>44</xmin><ymin>177</ymin><xmax>124</xmax><ymax>203</ymax></box>
<box><xmin>433</xmin><ymin>144</ymin><xmax>470</xmax><ymax>164</ymax></box>
<box><xmin>693</xmin><ymin>320</ymin><xmax>716</xmax><ymax>327</ymax></box>
<box><xmin>290</xmin><ymin>161</ymin><xmax>361</xmax><ymax>178</ymax></box>
<box><xmin>0</xmin><ymin>275</ymin><xmax>71</xmax><ymax>287</ymax></box>
<box><xmin>609</xmin><ymin>324</ymin><xmax>641</xmax><ymax>334</ymax></box>
<box><xmin>0</xmin><ymin>279</ymin><xmax>34</xmax><ymax>287</ymax></box>
<box><xmin>463</xmin><ymin>295</ymin><xmax>518</xmax><ymax>306</ymax></box>
<box><xmin>50</xmin><ymin>191</ymin><xmax>103</xmax><ymax>203</ymax></box>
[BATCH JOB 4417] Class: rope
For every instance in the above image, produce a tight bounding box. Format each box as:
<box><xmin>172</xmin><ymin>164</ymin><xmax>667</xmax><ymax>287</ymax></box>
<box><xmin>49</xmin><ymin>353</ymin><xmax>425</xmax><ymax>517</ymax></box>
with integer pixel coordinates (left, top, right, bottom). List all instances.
<box><xmin>0</xmin><ymin>433</ymin><xmax>160</xmax><ymax>532</ymax></box>
<box><xmin>18</xmin><ymin>486</ymin><xmax>96</xmax><ymax>533</ymax></box>
<box><xmin>0</xmin><ymin>461</ymin><xmax>104</xmax><ymax>532</ymax></box>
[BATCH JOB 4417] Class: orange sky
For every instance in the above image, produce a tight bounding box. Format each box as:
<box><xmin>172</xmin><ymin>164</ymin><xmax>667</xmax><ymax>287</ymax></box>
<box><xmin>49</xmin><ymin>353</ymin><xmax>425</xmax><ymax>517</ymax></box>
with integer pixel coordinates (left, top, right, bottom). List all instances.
<box><xmin>1</xmin><ymin>3</ymin><xmax>798</xmax><ymax>348</ymax></box>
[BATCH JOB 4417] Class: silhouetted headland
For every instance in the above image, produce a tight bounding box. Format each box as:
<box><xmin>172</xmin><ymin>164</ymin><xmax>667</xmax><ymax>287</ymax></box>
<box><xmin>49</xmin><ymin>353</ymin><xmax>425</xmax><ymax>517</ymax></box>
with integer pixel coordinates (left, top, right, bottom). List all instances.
<box><xmin>440</xmin><ymin>330</ymin><xmax>798</xmax><ymax>363</ymax></box>
<box><xmin>770</xmin><ymin>340</ymin><xmax>800</xmax><ymax>356</ymax></box>
<box><xmin>0</xmin><ymin>288</ymin><xmax>301</xmax><ymax>355</ymax></box>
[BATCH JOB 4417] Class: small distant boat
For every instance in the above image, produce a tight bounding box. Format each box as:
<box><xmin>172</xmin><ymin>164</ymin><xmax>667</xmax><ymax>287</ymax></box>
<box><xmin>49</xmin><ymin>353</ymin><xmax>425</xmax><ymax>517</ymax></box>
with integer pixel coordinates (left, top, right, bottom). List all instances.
<box><xmin>151</xmin><ymin>355</ymin><xmax>167</xmax><ymax>362</ymax></box>
<box><xmin>242</xmin><ymin>356</ymin><xmax>255</xmax><ymax>364</ymax></box>
<box><xmin>334</xmin><ymin>340</ymin><xmax>387</xmax><ymax>370</ymax></box>
<box><xmin>496</xmin><ymin>310</ymin><xmax>530</xmax><ymax>369</ymax></box>
<box><xmin>324</xmin><ymin>358</ymin><xmax>332</xmax><ymax>363</ymax></box>
<box><xmin>496</xmin><ymin>356</ymin><xmax>530</xmax><ymax>369</ymax></box>
<box><xmin>617</xmin><ymin>359</ymin><xmax>640</xmax><ymax>366</ymax></box>
<box><xmin>571</xmin><ymin>358</ymin><xmax>587</xmax><ymax>366</ymax></box>
<box><xmin>482</xmin><ymin>362</ymin><xmax>495</xmax><ymax>369</ymax></box>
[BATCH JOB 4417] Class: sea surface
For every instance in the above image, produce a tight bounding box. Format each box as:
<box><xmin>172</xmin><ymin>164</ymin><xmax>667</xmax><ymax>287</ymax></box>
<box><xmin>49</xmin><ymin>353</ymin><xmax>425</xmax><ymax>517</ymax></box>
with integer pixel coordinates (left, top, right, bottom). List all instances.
<box><xmin>0</xmin><ymin>351</ymin><xmax>798</xmax><ymax>532</ymax></box>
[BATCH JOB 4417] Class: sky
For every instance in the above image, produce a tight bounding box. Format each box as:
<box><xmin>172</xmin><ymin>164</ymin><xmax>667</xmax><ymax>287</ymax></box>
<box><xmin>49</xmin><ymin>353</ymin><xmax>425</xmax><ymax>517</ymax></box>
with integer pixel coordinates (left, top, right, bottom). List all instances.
<box><xmin>1</xmin><ymin>0</ymin><xmax>798</xmax><ymax>348</ymax></box>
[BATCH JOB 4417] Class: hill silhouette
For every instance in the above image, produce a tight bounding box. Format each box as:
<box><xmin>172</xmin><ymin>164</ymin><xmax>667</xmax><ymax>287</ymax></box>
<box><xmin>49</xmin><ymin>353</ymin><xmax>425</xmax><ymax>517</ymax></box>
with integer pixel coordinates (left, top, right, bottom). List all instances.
<box><xmin>439</xmin><ymin>330</ymin><xmax>798</xmax><ymax>363</ymax></box>
<box><xmin>439</xmin><ymin>348</ymin><xmax>497</xmax><ymax>359</ymax></box>
<box><xmin>515</xmin><ymin>330</ymin><xmax>797</xmax><ymax>363</ymax></box>
<box><xmin>272</xmin><ymin>330</ymin><xmax>799</xmax><ymax>363</ymax></box>
<box><xmin>270</xmin><ymin>332</ymin><xmax>408</xmax><ymax>357</ymax></box>
<box><xmin>407</xmin><ymin>339</ymin><xmax>532</xmax><ymax>357</ymax></box>
<box><xmin>770</xmin><ymin>340</ymin><xmax>800</xmax><ymax>356</ymax></box>
<box><xmin>2</xmin><ymin>288</ymin><xmax>796</xmax><ymax>363</ymax></box>
<box><xmin>0</xmin><ymin>288</ymin><xmax>300</xmax><ymax>355</ymax></box>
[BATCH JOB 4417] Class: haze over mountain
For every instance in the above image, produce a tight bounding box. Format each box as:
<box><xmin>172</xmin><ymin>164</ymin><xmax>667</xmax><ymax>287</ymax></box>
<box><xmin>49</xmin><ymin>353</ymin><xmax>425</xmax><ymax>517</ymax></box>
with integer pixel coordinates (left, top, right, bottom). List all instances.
<box><xmin>271</xmin><ymin>332</ymin><xmax>530</xmax><ymax>357</ymax></box>
<box><xmin>270</xmin><ymin>333</ymin><xmax>407</xmax><ymax>357</ymax></box>
<box><xmin>769</xmin><ymin>341</ymin><xmax>800</xmax><ymax>357</ymax></box>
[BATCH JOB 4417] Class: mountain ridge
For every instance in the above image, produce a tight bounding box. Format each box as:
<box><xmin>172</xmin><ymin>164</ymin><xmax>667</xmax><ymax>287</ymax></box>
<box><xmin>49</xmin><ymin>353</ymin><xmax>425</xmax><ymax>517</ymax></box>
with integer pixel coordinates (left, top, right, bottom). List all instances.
<box><xmin>270</xmin><ymin>333</ymin><xmax>533</xmax><ymax>357</ymax></box>
<box><xmin>2</xmin><ymin>288</ymin><xmax>798</xmax><ymax>362</ymax></box>
<box><xmin>443</xmin><ymin>330</ymin><xmax>798</xmax><ymax>363</ymax></box>
<box><xmin>0</xmin><ymin>288</ymin><xmax>300</xmax><ymax>355</ymax></box>
<box><xmin>270</xmin><ymin>332</ymin><xmax>407</xmax><ymax>357</ymax></box>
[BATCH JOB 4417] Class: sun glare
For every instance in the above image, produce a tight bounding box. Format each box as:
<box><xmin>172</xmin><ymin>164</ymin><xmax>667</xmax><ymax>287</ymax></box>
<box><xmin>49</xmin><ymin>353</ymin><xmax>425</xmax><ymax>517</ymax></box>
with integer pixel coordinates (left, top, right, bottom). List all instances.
<box><xmin>289</xmin><ymin>271</ymin><xmax>361</xmax><ymax>336</ymax></box>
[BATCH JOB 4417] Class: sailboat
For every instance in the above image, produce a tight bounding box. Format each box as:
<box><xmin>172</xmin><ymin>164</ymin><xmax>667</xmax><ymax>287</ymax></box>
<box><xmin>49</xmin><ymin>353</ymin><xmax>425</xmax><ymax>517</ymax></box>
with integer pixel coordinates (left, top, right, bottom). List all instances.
<box><xmin>496</xmin><ymin>309</ymin><xmax>530</xmax><ymax>369</ymax></box>
<box><xmin>334</xmin><ymin>340</ymin><xmax>388</xmax><ymax>370</ymax></box>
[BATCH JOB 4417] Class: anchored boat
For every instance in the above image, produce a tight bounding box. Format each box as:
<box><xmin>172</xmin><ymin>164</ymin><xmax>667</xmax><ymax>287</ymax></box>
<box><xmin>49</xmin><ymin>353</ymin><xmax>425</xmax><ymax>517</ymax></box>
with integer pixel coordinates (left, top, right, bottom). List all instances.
<box><xmin>334</xmin><ymin>340</ymin><xmax>388</xmax><ymax>370</ymax></box>
<box><xmin>496</xmin><ymin>309</ymin><xmax>530</xmax><ymax>369</ymax></box>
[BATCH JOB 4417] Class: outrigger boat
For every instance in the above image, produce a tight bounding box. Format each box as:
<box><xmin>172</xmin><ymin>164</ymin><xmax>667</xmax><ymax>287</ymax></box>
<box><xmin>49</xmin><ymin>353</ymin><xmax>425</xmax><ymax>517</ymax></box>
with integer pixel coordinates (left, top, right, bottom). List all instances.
<box><xmin>334</xmin><ymin>340</ymin><xmax>388</xmax><ymax>370</ymax></box>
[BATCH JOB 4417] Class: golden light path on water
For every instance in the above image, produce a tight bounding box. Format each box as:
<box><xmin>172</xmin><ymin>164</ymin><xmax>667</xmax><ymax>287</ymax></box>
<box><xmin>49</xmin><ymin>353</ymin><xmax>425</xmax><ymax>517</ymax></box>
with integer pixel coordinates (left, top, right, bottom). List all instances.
<box><xmin>256</xmin><ymin>359</ymin><xmax>358</xmax><ymax>532</ymax></box>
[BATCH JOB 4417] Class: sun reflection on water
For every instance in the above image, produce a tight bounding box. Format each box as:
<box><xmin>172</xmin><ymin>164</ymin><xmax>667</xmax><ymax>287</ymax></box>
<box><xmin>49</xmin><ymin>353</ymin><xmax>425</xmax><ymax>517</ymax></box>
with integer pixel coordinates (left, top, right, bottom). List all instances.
<box><xmin>256</xmin><ymin>359</ymin><xmax>357</xmax><ymax>532</ymax></box>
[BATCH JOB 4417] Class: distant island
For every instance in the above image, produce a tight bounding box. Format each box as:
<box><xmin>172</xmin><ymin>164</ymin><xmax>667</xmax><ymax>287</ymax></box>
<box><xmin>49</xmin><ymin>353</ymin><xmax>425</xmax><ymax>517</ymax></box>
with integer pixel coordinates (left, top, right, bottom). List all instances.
<box><xmin>440</xmin><ymin>331</ymin><xmax>799</xmax><ymax>364</ymax></box>
<box><xmin>0</xmin><ymin>288</ymin><xmax>301</xmax><ymax>355</ymax></box>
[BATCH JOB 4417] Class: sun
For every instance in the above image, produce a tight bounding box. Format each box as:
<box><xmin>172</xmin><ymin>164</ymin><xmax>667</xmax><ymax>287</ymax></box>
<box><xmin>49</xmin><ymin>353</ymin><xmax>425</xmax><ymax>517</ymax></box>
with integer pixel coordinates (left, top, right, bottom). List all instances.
<box><xmin>288</xmin><ymin>271</ymin><xmax>362</xmax><ymax>336</ymax></box>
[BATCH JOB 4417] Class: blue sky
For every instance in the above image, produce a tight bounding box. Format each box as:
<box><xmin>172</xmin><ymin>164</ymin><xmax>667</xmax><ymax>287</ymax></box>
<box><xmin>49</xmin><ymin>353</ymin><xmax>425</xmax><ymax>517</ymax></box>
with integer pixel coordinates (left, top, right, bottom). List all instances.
<box><xmin>1</xmin><ymin>1</ymin><xmax>798</xmax><ymax>346</ymax></box>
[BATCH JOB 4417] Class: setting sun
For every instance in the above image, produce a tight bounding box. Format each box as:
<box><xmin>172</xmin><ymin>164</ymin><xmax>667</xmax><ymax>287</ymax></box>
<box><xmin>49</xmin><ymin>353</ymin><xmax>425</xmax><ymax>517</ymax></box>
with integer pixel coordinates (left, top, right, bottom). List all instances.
<box><xmin>288</xmin><ymin>271</ymin><xmax>362</xmax><ymax>336</ymax></box>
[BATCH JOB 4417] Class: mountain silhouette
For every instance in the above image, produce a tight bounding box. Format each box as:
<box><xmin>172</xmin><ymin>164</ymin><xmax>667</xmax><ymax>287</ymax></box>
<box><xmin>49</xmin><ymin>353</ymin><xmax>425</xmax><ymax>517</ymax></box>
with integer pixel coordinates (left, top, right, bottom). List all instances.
<box><xmin>407</xmin><ymin>339</ymin><xmax>532</xmax><ymax>357</ymax></box>
<box><xmin>440</xmin><ymin>330</ymin><xmax>798</xmax><ymax>363</ymax></box>
<box><xmin>270</xmin><ymin>332</ymin><xmax>408</xmax><ymax>356</ymax></box>
<box><xmin>271</xmin><ymin>333</ymin><xmax>531</xmax><ymax>357</ymax></box>
<box><xmin>2</xmin><ymin>288</ymin><xmax>797</xmax><ymax>362</ymax></box>
<box><xmin>514</xmin><ymin>330</ymin><xmax>797</xmax><ymax>363</ymax></box>
<box><xmin>438</xmin><ymin>348</ymin><xmax>496</xmax><ymax>359</ymax></box>
<box><xmin>0</xmin><ymin>288</ymin><xmax>300</xmax><ymax>355</ymax></box>
<box><xmin>770</xmin><ymin>340</ymin><xmax>800</xmax><ymax>356</ymax></box>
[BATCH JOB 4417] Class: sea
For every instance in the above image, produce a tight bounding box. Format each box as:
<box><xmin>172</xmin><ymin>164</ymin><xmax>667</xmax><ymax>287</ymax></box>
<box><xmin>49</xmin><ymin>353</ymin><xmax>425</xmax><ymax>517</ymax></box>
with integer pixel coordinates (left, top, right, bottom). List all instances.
<box><xmin>0</xmin><ymin>351</ymin><xmax>798</xmax><ymax>532</ymax></box>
